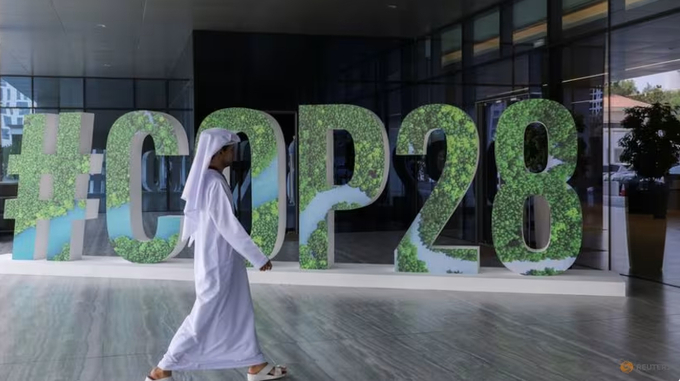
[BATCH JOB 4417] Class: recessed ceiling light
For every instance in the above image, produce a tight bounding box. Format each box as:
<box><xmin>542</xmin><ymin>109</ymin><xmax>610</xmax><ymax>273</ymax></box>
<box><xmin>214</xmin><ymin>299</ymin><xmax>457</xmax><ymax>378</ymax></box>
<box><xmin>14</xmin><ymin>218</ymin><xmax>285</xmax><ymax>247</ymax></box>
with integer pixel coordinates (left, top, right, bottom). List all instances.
<box><xmin>387</xmin><ymin>4</ymin><xmax>397</xmax><ymax>9</ymax></box>
<box><xmin>96</xmin><ymin>24</ymin><xmax>106</xmax><ymax>28</ymax></box>
<box><xmin>103</xmin><ymin>63</ymin><xmax>111</xmax><ymax>67</ymax></box>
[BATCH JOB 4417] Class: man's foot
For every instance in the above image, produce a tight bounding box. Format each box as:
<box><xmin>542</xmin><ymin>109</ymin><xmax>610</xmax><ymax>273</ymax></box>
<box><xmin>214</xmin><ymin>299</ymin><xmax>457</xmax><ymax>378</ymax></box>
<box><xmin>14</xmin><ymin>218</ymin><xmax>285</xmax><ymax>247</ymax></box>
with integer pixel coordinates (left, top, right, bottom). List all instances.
<box><xmin>146</xmin><ymin>367</ymin><xmax>172</xmax><ymax>380</ymax></box>
<box><xmin>248</xmin><ymin>362</ymin><xmax>288</xmax><ymax>377</ymax></box>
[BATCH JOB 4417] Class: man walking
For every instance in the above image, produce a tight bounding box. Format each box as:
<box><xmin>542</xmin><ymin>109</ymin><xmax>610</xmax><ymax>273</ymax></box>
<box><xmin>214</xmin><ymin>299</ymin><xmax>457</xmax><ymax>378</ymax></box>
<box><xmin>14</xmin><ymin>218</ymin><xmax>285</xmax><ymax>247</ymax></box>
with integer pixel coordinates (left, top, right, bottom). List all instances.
<box><xmin>146</xmin><ymin>129</ymin><xmax>287</xmax><ymax>381</ymax></box>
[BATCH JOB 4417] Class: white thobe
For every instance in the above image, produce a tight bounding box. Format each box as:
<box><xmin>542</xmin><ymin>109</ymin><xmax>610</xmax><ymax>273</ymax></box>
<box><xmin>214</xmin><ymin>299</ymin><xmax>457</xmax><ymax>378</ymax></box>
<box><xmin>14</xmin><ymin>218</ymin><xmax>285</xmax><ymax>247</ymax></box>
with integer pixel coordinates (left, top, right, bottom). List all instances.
<box><xmin>159</xmin><ymin>170</ymin><xmax>270</xmax><ymax>371</ymax></box>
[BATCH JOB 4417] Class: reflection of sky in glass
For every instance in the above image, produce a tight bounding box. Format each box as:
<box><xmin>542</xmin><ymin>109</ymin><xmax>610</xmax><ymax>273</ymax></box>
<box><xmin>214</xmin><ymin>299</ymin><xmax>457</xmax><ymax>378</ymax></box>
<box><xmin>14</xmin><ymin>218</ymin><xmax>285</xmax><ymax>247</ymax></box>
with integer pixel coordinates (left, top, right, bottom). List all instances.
<box><xmin>632</xmin><ymin>71</ymin><xmax>680</xmax><ymax>91</ymax></box>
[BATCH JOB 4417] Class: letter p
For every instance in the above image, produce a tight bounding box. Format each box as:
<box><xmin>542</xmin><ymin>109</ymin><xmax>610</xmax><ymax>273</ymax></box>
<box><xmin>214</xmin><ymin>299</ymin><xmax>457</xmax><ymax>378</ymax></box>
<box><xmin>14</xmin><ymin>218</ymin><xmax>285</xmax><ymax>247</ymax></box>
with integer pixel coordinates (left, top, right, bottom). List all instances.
<box><xmin>298</xmin><ymin>105</ymin><xmax>389</xmax><ymax>269</ymax></box>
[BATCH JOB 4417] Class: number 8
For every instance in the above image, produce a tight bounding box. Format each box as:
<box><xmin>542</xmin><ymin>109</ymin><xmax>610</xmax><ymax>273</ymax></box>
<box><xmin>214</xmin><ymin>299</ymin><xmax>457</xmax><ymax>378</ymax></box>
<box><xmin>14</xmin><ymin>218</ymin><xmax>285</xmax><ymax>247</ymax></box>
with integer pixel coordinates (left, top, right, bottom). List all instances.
<box><xmin>394</xmin><ymin>104</ymin><xmax>480</xmax><ymax>274</ymax></box>
<box><xmin>492</xmin><ymin>99</ymin><xmax>583</xmax><ymax>276</ymax></box>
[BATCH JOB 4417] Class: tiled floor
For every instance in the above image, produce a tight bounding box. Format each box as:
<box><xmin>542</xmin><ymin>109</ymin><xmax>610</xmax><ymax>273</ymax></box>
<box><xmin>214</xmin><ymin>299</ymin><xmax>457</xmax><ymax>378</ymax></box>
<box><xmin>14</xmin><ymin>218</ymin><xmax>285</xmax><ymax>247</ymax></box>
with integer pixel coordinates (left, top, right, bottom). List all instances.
<box><xmin>0</xmin><ymin>275</ymin><xmax>677</xmax><ymax>380</ymax></box>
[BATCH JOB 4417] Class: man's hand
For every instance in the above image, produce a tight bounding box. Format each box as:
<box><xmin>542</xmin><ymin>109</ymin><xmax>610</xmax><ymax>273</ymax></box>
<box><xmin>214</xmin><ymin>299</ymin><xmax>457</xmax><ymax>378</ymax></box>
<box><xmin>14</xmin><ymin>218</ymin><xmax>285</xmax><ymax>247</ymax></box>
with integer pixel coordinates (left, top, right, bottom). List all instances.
<box><xmin>260</xmin><ymin>260</ymin><xmax>273</xmax><ymax>271</ymax></box>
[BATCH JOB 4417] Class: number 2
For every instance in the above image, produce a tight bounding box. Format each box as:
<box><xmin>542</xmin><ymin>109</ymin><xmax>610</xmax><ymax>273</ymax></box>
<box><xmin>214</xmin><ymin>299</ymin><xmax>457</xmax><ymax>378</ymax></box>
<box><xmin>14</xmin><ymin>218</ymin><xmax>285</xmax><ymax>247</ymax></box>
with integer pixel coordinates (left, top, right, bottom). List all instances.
<box><xmin>394</xmin><ymin>105</ymin><xmax>480</xmax><ymax>274</ymax></box>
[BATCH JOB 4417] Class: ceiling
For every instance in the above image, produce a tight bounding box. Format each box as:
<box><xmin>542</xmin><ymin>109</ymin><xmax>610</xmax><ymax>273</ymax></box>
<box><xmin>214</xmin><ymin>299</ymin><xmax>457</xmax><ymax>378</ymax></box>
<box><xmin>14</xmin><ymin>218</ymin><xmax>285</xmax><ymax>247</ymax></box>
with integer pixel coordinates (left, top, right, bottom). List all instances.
<box><xmin>0</xmin><ymin>0</ymin><xmax>501</xmax><ymax>78</ymax></box>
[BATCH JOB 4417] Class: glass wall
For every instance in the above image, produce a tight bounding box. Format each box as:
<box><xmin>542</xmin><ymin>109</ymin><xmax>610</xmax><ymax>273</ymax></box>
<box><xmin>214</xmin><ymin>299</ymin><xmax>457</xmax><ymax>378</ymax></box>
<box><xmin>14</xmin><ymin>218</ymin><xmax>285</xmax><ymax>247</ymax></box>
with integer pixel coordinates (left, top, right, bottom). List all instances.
<box><xmin>440</xmin><ymin>25</ymin><xmax>462</xmax><ymax>68</ymax></box>
<box><xmin>270</xmin><ymin>0</ymin><xmax>680</xmax><ymax>277</ymax></box>
<box><xmin>513</xmin><ymin>0</ymin><xmax>547</xmax><ymax>52</ymax></box>
<box><xmin>562</xmin><ymin>33</ymin><xmax>608</xmax><ymax>270</ymax></box>
<box><xmin>473</xmin><ymin>9</ymin><xmax>501</xmax><ymax>63</ymax></box>
<box><xmin>184</xmin><ymin>0</ymin><xmax>604</xmax><ymax>269</ymax></box>
<box><xmin>608</xmin><ymin>2</ymin><xmax>680</xmax><ymax>285</ymax></box>
<box><xmin>190</xmin><ymin>0</ymin><xmax>680</xmax><ymax>278</ymax></box>
<box><xmin>224</xmin><ymin>0</ymin><xmax>668</xmax><ymax>271</ymax></box>
<box><xmin>562</xmin><ymin>0</ymin><xmax>608</xmax><ymax>37</ymax></box>
<box><xmin>284</xmin><ymin>0</ymin><xmax>612</xmax><ymax>271</ymax></box>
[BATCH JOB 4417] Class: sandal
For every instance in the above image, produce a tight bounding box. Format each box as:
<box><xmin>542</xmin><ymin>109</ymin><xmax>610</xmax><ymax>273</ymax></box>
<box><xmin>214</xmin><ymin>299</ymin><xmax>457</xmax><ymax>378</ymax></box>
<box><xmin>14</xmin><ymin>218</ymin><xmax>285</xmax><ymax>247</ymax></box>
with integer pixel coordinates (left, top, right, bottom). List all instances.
<box><xmin>247</xmin><ymin>364</ymin><xmax>288</xmax><ymax>381</ymax></box>
<box><xmin>145</xmin><ymin>376</ymin><xmax>173</xmax><ymax>381</ymax></box>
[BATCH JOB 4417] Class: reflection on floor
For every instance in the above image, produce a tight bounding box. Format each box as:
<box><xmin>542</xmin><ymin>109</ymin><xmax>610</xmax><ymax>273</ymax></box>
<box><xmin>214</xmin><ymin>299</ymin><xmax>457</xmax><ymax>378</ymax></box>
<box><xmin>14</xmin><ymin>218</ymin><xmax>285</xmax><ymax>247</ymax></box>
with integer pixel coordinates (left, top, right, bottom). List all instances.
<box><xmin>0</xmin><ymin>275</ymin><xmax>678</xmax><ymax>380</ymax></box>
<box><xmin>611</xmin><ymin>208</ymin><xmax>680</xmax><ymax>288</ymax></box>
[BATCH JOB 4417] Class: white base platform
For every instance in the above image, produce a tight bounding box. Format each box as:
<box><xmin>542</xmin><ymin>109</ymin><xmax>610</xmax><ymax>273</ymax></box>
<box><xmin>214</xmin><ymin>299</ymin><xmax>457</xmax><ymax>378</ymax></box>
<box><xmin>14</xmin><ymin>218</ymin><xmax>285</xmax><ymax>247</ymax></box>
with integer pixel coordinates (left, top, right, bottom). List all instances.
<box><xmin>0</xmin><ymin>254</ymin><xmax>627</xmax><ymax>297</ymax></box>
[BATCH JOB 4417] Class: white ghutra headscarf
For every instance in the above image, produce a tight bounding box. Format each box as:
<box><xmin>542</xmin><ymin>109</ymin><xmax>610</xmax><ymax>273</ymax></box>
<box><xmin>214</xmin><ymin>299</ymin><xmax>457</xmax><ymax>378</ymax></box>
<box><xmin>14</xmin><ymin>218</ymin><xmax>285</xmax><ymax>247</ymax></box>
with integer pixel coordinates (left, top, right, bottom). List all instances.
<box><xmin>181</xmin><ymin>128</ymin><xmax>241</xmax><ymax>246</ymax></box>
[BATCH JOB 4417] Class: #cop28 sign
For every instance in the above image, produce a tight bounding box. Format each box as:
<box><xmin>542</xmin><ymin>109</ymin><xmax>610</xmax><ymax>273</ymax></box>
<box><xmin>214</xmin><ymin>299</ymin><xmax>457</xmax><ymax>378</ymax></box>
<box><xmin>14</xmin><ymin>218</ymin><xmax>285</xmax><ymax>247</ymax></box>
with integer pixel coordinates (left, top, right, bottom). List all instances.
<box><xmin>4</xmin><ymin>100</ymin><xmax>583</xmax><ymax>276</ymax></box>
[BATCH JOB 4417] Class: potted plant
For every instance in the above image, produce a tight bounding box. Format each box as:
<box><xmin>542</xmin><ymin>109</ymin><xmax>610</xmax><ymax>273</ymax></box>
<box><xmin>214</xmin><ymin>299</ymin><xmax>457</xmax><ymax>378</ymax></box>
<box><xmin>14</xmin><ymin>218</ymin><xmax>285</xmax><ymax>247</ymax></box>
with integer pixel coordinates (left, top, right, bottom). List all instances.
<box><xmin>619</xmin><ymin>103</ymin><xmax>680</xmax><ymax>276</ymax></box>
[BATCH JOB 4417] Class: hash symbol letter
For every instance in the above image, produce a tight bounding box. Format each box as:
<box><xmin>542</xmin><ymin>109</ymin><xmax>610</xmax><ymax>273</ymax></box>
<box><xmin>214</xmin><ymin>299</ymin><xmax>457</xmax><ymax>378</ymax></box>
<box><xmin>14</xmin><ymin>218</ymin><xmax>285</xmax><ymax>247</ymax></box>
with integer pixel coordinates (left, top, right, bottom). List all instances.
<box><xmin>4</xmin><ymin>113</ymin><xmax>102</xmax><ymax>261</ymax></box>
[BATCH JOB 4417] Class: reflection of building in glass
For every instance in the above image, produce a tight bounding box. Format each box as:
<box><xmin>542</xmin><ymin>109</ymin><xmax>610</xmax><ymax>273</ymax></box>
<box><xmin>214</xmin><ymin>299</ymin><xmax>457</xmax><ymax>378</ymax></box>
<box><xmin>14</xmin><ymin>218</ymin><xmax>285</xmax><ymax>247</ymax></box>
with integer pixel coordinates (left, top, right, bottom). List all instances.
<box><xmin>590</xmin><ymin>87</ymin><xmax>603</xmax><ymax>115</ymax></box>
<box><xmin>603</xmin><ymin>95</ymin><xmax>650</xmax><ymax>165</ymax></box>
<box><xmin>1</xmin><ymin>125</ymin><xmax>11</xmax><ymax>148</ymax></box>
<box><xmin>0</xmin><ymin>79</ymin><xmax>31</xmax><ymax>147</ymax></box>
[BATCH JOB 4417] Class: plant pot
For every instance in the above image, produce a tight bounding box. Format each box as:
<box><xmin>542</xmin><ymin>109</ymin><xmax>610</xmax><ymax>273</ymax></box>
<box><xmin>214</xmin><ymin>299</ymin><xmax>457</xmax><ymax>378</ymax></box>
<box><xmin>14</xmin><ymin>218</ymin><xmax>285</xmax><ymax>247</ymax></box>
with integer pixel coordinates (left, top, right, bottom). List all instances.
<box><xmin>625</xmin><ymin>181</ymin><xmax>669</xmax><ymax>276</ymax></box>
<box><xmin>627</xmin><ymin>214</ymin><xmax>667</xmax><ymax>276</ymax></box>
